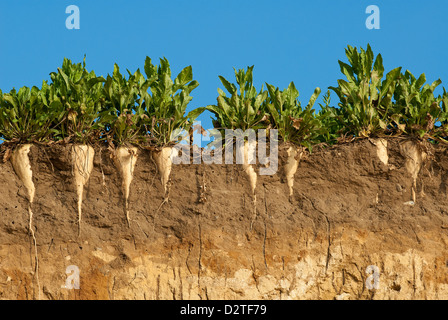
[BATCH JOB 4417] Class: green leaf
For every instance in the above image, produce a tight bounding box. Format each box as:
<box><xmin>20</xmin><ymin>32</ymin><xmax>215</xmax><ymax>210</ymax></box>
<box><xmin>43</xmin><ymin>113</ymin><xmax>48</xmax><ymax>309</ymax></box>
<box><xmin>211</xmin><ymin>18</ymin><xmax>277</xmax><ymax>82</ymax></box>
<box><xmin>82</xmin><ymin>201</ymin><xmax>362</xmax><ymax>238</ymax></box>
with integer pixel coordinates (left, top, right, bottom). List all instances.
<box><xmin>185</xmin><ymin>80</ymin><xmax>199</xmax><ymax>94</ymax></box>
<box><xmin>175</xmin><ymin>66</ymin><xmax>193</xmax><ymax>87</ymax></box>
<box><xmin>415</xmin><ymin>73</ymin><xmax>426</xmax><ymax>90</ymax></box>
<box><xmin>430</xmin><ymin>79</ymin><xmax>442</xmax><ymax>92</ymax></box>
<box><xmin>218</xmin><ymin>76</ymin><xmax>237</xmax><ymax>95</ymax></box>
<box><xmin>144</xmin><ymin>56</ymin><xmax>156</xmax><ymax>79</ymax></box>
<box><xmin>338</xmin><ymin>61</ymin><xmax>356</xmax><ymax>83</ymax></box>
<box><xmin>307</xmin><ymin>87</ymin><xmax>321</xmax><ymax>109</ymax></box>
<box><xmin>186</xmin><ymin>107</ymin><xmax>206</xmax><ymax>122</ymax></box>
<box><xmin>373</xmin><ymin>53</ymin><xmax>384</xmax><ymax>78</ymax></box>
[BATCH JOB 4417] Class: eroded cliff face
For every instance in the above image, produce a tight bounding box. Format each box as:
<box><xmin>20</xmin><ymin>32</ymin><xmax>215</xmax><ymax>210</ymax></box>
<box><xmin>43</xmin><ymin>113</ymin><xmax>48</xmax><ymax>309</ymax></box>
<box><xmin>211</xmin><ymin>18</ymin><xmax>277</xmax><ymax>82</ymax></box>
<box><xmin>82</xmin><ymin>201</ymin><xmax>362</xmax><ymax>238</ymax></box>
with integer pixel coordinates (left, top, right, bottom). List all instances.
<box><xmin>1</xmin><ymin>139</ymin><xmax>448</xmax><ymax>300</ymax></box>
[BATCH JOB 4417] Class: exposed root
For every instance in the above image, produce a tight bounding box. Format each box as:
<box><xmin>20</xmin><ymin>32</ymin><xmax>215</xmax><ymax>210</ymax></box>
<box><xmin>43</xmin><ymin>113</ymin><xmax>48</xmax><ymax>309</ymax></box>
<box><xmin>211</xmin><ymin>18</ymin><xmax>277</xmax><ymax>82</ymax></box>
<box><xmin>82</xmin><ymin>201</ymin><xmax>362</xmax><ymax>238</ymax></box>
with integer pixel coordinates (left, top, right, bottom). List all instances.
<box><xmin>28</xmin><ymin>207</ymin><xmax>40</xmax><ymax>300</ymax></box>
<box><xmin>135</xmin><ymin>220</ymin><xmax>149</xmax><ymax>238</ymax></box>
<box><xmin>198</xmin><ymin>168</ymin><xmax>207</xmax><ymax>204</ymax></box>
<box><xmin>284</xmin><ymin>145</ymin><xmax>303</xmax><ymax>198</ymax></box>
<box><xmin>400</xmin><ymin>140</ymin><xmax>427</xmax><ymax>203</ymax></box>
<box><xmin>263</xmin><ymin>220</ymin><xmax>268</xmax><ymax>270</ymax></box>
<box><xmin>156</xmin><ymin>194</ymin><xmax>170</xmax><ymax>213</ymax></box>
<box><xmin>113</xmin><ymin>146</ymin><xmax>138</xmax><ymax>227</ymax></box>
<box><xmin>10</xmin><ymin>144</ymin><xmax>35</xmax><ymax>204</ymax></box>
<box><xmin>152</xmin><ymin>147</ymin><xmax>173</xmax><ymax>214</ymax></box>
<box><xmin>2</xmin><ymin>147</ymin><xmax>12</xmax><ymax>163</ymax></box>
<box><xmin>99</xmin><ymin>147</ymin><xmax>107</xmax><ymax>188</ymax></box>
<box><xmin>10</xmin><ymin>144</ymin><xmax>40</xmax><ymax>299</ymax></box>
<box><xmin>72</xmin><ymin>144</ymin><xmax>94</xmax><ymax>236</ymax></box>
<box><xmin>152</xmin><ymin>147</ymin><xmax>173</xmax><ymax>195</ymax></box>
<box><xmin>242</xmin><ymin>140</ymin><xmax>257</xmax><ymax>216</ymax></box>
<box><xmin>153</xmin><ymin>176</ymin><xmax>172</xmax><ymax>232</ymax></box>
<box><xmin>373</xmin><ymin>138</ymin><xmax>388</xmax><ymax>166</ymax></box>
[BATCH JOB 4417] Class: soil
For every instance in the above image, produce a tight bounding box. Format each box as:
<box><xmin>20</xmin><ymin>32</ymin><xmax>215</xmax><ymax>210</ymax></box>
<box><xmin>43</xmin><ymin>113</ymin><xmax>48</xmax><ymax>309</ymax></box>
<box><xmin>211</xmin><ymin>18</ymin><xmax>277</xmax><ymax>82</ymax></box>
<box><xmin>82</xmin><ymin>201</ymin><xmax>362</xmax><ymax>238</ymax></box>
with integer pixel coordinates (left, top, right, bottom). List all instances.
<box><xmin>1</xmin><ymin>138</ymin><xmax>448</xmax><ymax>300</ymax></box>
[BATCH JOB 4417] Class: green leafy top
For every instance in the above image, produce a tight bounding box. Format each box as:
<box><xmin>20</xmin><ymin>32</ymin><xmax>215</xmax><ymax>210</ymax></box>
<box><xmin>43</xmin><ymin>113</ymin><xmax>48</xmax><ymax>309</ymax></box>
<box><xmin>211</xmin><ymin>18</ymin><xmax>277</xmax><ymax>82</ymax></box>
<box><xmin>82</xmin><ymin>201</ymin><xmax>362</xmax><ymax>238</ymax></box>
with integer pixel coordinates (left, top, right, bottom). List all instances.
<box><xmin>265</xmin><ymin>81</ymin><xmax>321</xmax><ymax>150</ymax></box>
<box><xmin>102</xmin><ymin>64</ymin><xmax>146</xmax><ymax>147</ymax></box>
<box><xmin>49</xmin><ymin>57</ymin><xmax>107</xmax><ymax>144</ymax></box>
<box><xmin>207</xmin><ymin>66</ymin><xmax>269</xmax><ymax>132</ymax></box>
<box><xmin>0</xmin><ymin>84</ymin><xmax>62</xmax><ymax>143</ymax></box>
<box><xmin>141</xmin><ymin>57</ymin><xmax>204</xmax><ymax>147</ymax></box>
<box><xmin>391</xmin><ymin>70</ymin><xmax>443</xmax><ymax>139</ymax></box>
<box><xmin>329</xmin><ymin>44</ymin><xmax>401</xmax><ymax>138</ymax></box>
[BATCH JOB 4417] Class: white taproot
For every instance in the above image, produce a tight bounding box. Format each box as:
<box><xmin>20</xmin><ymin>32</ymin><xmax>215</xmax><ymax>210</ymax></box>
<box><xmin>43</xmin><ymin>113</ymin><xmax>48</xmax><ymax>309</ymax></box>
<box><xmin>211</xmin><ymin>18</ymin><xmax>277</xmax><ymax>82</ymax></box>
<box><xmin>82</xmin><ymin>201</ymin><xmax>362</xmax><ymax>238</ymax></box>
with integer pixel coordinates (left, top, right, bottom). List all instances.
<box><xmin>10</xmin><ymin>144</ymin><xmax>40</xmax><ymax>299</ymax></box>
<box><xmin>72</xmin><ymin>144</ymin><xmax>94</xmax><ymax>235</ymax></box>
<box><xmin>153</xmin><ymin>146</ymin><xmax>173</xmax><ymax>195</ymax></box>
<box><xmin>113</xmin><ymin>146</ymin><xmax>138</xmax><ymax>226</ymax></box>
<box><xmin>284</xmin><ymin>145</ymin><xmax>303</xmax><ymax>197</ymax></box>
<box><xmin>242</xmin><ymin>140</ymin><xmax>257</xmax><ymax>198</ymax></box>
<box><xmin>400</xmin><ymin>140</ymin><xmax>427</xmax><ymax>202</ymax></box>
<box><xmin>375</xmin><ymin>138</ymin><xmax>389</xmax><ymax>166</ymax></box>
<box><xmin>10</xmin><ymin>144</ymin><xmax>35</xmax><ymax>204</ymax></box>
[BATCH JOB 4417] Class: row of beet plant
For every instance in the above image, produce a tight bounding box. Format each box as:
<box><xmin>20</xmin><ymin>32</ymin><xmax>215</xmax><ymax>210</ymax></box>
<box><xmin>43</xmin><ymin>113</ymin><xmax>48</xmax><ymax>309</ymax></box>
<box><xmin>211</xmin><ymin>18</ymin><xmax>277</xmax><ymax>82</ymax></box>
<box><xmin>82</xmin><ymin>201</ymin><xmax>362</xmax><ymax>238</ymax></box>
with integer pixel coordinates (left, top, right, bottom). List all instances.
<box><xmin>206</xmin><ymin>44</ymin><xmax>448</xmax><ymax>205</ymax></box>
<box><xmin>0</xmin><ymin>56</ymin><xmax>203</xmax><ymax>236</ymax></box>
<box><xmin>0</xmin><ymin>45</ymin><xmax>447</xmax><ymax>234</ymax></box>
<box><xmin>0</xmin><ymin>45</ymin><xmax>448</xmax><ymax>302</ymax></box>
<box><xmin>0</xmin><ymin>45</ymin><xmax>446</xmax><ymax>300</ymax></box>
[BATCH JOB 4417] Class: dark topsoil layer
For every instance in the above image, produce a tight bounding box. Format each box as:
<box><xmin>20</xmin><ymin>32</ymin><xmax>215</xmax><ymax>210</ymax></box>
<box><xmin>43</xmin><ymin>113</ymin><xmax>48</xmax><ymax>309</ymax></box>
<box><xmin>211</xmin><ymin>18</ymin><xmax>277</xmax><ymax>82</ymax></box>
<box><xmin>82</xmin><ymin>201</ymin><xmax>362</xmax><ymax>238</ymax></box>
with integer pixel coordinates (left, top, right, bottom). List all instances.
<box><xmin>1</xmin><ymin>138</ymin><xmax>448</xmax><ymax>253</ymax></box>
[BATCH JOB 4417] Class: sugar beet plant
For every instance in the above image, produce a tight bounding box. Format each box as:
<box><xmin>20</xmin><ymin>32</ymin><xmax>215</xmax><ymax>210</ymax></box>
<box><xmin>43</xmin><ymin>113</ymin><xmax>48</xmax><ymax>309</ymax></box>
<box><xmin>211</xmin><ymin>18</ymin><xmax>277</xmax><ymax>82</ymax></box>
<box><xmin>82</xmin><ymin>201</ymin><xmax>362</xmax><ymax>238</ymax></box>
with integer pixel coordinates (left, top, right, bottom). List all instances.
<box><xmin>390</xmin><ymin>71</ymin><xmax>447</xmax><ymax>203</ymax></box>
<box><xmin>48</xmin><ymin>57</ymin><xmax>107</xmax><ymax>234</ymax></box>
<box><xmin>391</xmin><ymin>70</ymin><xmax>445</xmax><ymax>140</ymax></box>
<box><xmin>102</xmin><ymin>64</ymin><xmax>148</xmax><ymax>227</ymax></box>
<box><xmin>207</xmin><ymin>66</ymin><xmax>269</xmax><ymax>133</ymax></box>
<box><xmin>207</xmin><ymin>66</ymin><xmax>325</xmax><ymax>199</ymax></box>
<box><xmin>0</xmin><ymin>85</ymin><xmax>45</xmax><ymax>295</ymax></box>
<box><xmin>329</xmin><ymin>44</ymin><xmax>402</xmax><ymax>138</ymax></box>
<box><xmin>265</xmin><ymin>82</ymin><xmax>321</xmax><ymax>150</ymax></box>
<box><xmin>207</xmin><ymin>66</ymin><xmax>270</xmax><ymax>203</ymax></box>
<box><xmin>141</xmin><ymin>57</ymin><xmax>204</xmax><ymax>148</ymax></box>
<box><xmin>140</xmin><ymin>57</ymin><xmax>204</xmax><ymax>202</ymax></box>
<box><xmin>102</xmin><ymin>64</ymin><xmax>146</xmax><ymax>147</ymax></box>
<box><xmin>328</xmin><ymin>45</ymin><xmax>448</xmax><ymax>143</ymax></box>
<box><xmin>265</xmin><ymin>81</ymin><xmax>321</xmax><ymax>196</ymax></box>
<box><xmin>206</xmin><ymin>66</ymin><xmax>328</xmax><ymax>153</ymax></box>
<box><xmin>0</xmin><ymin>83</ymin><xmax>63</xmax><ymax>144</ymax></box>
<box><xmin>49</xmin><ymin>57</ymin><xmax>107</xmax><ymax>144</ymax></box>
<box><xmin>315</xmin><ymin>90</ymin><xmax>346</xmax><ymax>144</ymax></box>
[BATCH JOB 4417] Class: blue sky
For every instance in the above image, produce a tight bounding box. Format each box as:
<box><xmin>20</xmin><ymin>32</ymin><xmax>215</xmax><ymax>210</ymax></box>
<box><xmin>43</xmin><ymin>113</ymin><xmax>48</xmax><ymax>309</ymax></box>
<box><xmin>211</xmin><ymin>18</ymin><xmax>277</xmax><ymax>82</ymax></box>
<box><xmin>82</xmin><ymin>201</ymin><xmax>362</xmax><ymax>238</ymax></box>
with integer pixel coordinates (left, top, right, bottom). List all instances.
<box><xmin>0</xmin><ymin>0</ymin><xmax>447</xmax><ymax>130</ymax></box>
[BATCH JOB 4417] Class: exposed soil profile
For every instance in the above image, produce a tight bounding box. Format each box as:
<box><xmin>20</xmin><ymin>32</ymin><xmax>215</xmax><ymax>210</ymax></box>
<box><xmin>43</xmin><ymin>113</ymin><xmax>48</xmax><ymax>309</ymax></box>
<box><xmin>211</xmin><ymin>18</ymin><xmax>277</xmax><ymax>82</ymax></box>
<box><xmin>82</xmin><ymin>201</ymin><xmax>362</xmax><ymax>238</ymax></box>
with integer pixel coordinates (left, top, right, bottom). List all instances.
<box><xmin>1</xmin><ymin>139</ymin><xmax>448</xmax><ymax>300</ymax></box>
